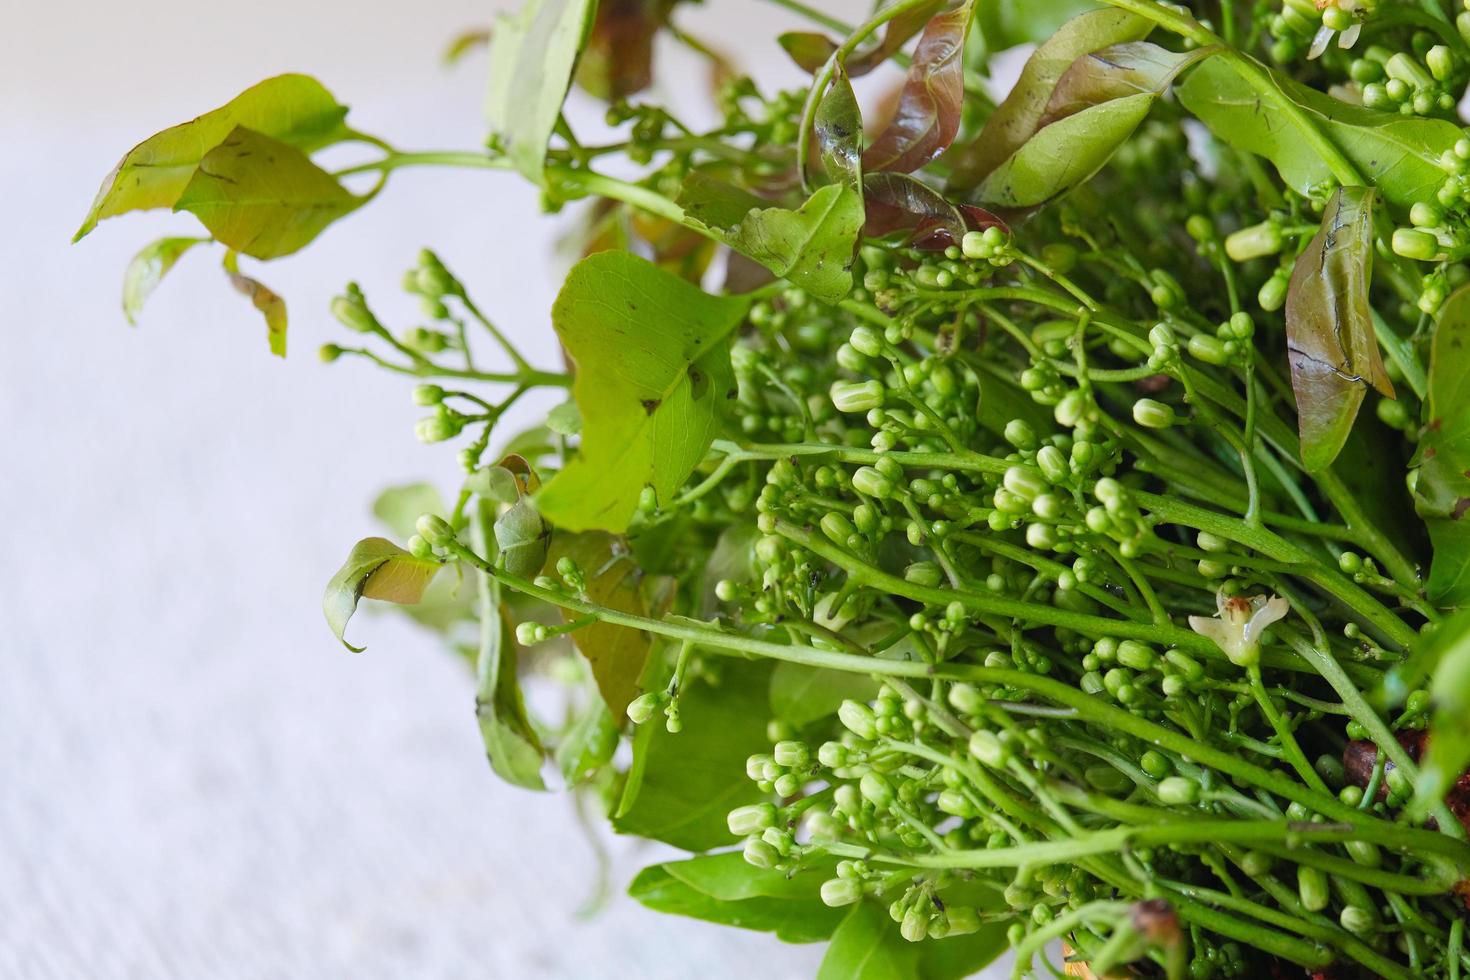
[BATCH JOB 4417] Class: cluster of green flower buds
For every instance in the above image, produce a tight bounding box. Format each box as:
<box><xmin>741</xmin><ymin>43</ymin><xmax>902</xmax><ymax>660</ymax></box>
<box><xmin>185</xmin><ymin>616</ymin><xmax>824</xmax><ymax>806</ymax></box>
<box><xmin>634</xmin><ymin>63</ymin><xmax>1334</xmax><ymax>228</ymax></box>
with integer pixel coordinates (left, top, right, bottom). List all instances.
<box><xmin>1356</xmin><ymin>44</ymin><xmax>1459</xmax><ymax>117</ymax></box>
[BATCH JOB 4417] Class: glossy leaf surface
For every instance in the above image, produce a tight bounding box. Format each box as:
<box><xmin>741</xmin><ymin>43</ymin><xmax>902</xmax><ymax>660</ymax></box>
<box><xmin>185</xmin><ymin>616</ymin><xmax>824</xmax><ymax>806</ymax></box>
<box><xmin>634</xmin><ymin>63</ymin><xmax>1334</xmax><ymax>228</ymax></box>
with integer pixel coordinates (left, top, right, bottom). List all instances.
<box><xmin>862</xmin><ymin>1</ymin><xmax>972</xmax><ymax>175</ymax></box>
<box><xmin>815</xmin><ymin>66</ymin><xmax>862</xmax><ymax>190</ymax></box>
<box><xmin>1284</xmin><ymin>186</ymin><xmax>1393</xmax><ymax>472</ymax></box>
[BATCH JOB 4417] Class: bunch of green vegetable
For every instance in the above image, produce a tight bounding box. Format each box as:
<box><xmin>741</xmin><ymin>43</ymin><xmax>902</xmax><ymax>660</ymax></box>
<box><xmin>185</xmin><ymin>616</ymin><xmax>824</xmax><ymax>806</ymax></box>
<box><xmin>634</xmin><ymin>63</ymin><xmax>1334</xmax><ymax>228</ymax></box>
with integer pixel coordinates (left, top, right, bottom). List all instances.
<box><xmin>80</xmin><ymin>0</ymin><xmax>1470</xmax><ymax>975</ymax></box>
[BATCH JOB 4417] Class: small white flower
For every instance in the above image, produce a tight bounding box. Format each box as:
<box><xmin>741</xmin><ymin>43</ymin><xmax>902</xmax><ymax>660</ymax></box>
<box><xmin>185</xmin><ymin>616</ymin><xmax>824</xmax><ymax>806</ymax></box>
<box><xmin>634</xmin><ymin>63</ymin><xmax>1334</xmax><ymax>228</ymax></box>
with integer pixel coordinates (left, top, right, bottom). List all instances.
<box><xmin>1188</xmin><ymin>592</ymin><xmax>1290</xmax><ymax>668</ymax></box>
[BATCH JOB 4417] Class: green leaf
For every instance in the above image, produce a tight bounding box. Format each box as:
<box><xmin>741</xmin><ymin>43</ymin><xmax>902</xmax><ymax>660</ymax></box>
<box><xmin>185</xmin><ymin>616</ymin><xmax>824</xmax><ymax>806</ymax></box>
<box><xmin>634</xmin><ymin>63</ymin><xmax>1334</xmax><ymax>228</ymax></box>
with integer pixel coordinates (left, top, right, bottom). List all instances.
<box><xmin>723</xmin><ymin>184</ymin><xmax>865</xmax><ymax>305</ymax></box>
<box><xmin>818</xmin><ymin>901</ymin><xmax>1009</xmax><ymax>980</ymax></box>
<box><xmin>546</xmin><ymin>531</ymin><xmax>663</xmax><ymax>717</ymax></box>
<box><xmin>484</xmin><ymin>0</ymin><xmax>597</xmax><ymax>184</ymax></box>
<box><xmin>1410</xmin><ymin>612</ymin><xmax>1470</xmax><ymax>816</ymax></box>
<box><xmin>976</xmin><ymin>0</ymin><xmax>1101</xmax><ymax>52</ymax></box>
<box><xmin>1177</xmin><ymin>57</ymin><xmax>1462</xmax><ymax>208</ymax></box>
<box><xmin>947</xmin><ymin>7</ymin><xmax>1151</xmax><ymax>192</ymax></box>
<box><xmin>975</xmin><ymin>94</ymin><xmax>1153</xmax><ymax>208</ymax></box>
<box><xmin>613</xmin><ymin>660</ymin><xmax>771</xmax><ymax>850</ymax></box>
<box><xmin>1040</xmin><ymin>42</ymin><xmax>1215</xmax><ymax>125</ymax></box>
<box><xmin>629</xmin><ymin>852</ymin><xmax>844</xmax><ymax>943</ymax></box>
<box><xmin>372</xmin><ymin>482</ymin><xmax>449</xmax><ymax>540</ymax></box>
<box><xmin>1284</xmin><ymin>186</ymin><xmax>1394</xmax><ymax>472</ymax></box>
<box><xmin>76</xmin><ymin>73</ymin><xmax>350</xmax><ymax>241</ymax></box>
<box><xmin>323</xmin><ymin>537</ymin><xmax>443</xmax><ymax>652</ymax></box>
<box><xmin>769</xmin><ymin>661</ymin><xmax>881</xmax><ymax>728</ymax></box>
<box><xmin>973</xmin><ymin>43</ymin><xmax>1210</xmax><ymax>208</ymax></box>
<box><xmin>536</xmin><ymin>251</ymin><xmax>750</xmax><ymax>532</ymax></box>
<box><xmin>814</xmin><ymin>66</ymin><xmax>862</xmax><ymax>191</ymax></box>
<box><xmin>122</xmin><ymin>237</ymin><xmax>208</xmax><ymax>326</ymax></box>
<box><xmin>546</xmin><ymin>400</ymin><xmax>582</xmax><ymax>435</ymax></box>
<box><xmin>556</xmin><ymin>696</ymin><xmax>619</xmax><ymax>785</ymax></box>
<box><xmin>473</xmin><ymin>504</ymin><xmax>546</xmax><ymax>790</ymax></box>
<box><xmin>862</xmin><ymin>1</ymin><xmax>972</xmax><ymax>175</ymax></box>
<box><xmin>222</xmin><ymin>253</ymin><xmax>289</xmax><ymax>357</ymax></box>
<box><xmin>1414</xmin><ymin>285</ymin><xmax>1470</xmax><ymax>603</ymax></box>
<box><xmin>174</xmin><ymin>127</ymin><xmax>364</xmax><ymax>260</ymax></box>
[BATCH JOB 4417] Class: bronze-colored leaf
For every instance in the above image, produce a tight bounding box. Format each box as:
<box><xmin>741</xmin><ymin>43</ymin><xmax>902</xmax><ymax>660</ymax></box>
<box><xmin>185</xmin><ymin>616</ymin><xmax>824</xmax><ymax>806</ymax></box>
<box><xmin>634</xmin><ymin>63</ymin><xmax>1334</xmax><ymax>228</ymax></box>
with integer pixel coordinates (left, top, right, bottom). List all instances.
<box><xmin>862</xmin><ymin>1</ymin><xmax>972</xmax><ymax>175</ymax></box>
<box><xmin>778</xmin><ymin>1</ymin><xmax>943</xmax><ymax>77</ymax></box>
<box><xmin>575</xmin><ymin>0</ymin><xmax>676</xmax><ymax>101</ymax></box>
<box><xmin>1285</xmin><ymin>186</ymin><xmax>1395</xmax><ymax>472</ymax></box>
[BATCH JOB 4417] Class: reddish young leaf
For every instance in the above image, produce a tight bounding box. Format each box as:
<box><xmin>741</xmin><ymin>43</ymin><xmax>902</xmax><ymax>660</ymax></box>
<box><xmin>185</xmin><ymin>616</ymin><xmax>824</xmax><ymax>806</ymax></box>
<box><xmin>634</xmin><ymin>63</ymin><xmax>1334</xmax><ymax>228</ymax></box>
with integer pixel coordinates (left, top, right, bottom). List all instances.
<box><xmin>778</xmin><ymin>1</ymin><xmax>943</xmax><ymax>77</ymax></box>
<box><xmin>1285</xmin><ymin>186</ymin><xmax>1395</xmax><ymax>472</ymax></box>
<box><xmin>862</xmin><ymin>1</ymin><xmax>972</xmax><ymax>175</ymax></box>
<box><xmin>576</xmin><ymin>0</ymin><xmax>676</xmax><ymax>101</ymax></box>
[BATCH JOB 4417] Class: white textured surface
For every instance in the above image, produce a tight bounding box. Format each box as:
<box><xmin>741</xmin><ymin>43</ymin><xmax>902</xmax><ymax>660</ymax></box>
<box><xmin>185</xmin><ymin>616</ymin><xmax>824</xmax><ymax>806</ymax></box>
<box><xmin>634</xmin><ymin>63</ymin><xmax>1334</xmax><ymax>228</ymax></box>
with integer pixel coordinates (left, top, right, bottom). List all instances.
<box><xmin>1</xmin><ymin>2</ymin><xmax>1007</xmax><ymax>978</ymax></box>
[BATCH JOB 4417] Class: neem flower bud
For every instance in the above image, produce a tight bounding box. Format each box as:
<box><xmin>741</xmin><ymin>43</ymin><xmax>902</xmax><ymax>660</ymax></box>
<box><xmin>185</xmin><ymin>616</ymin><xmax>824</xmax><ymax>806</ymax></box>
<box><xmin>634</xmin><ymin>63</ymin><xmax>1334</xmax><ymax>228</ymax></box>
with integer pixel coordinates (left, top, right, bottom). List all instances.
<box><xmin>830</xmin><ymin>380</ymin><xmax>884</xmax><ymax>414</ymax></box>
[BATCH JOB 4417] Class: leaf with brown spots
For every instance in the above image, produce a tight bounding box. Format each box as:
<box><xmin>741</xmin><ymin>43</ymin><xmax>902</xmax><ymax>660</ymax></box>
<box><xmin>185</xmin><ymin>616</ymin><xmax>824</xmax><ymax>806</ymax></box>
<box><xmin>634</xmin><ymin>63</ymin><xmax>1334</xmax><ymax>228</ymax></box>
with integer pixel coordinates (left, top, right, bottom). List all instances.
<box><xmin>176</xmin><ymin>126</ymin><xmax>364</xmax><ymax>260</ymax></box>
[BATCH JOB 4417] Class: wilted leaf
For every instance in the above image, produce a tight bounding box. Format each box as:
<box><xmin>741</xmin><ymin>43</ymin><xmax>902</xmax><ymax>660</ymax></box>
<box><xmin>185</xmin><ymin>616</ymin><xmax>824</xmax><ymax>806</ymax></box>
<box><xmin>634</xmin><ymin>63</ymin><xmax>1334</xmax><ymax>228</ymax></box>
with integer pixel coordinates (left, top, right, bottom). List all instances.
<box><xmin>76</xmin><ymin>74</ymin><xmax>350</xmax><ymax>240</ymax></box>
<box><xmin>547</xmin><ymin>531</ymin><xmax>662</xmax><ymax>717</ymax></box>
<box><xmin>485</xmin><ymin>0</ymin><xmax>598</xmax><ymax>183</ymax></box>
<box><xmin>863</xmin><ymin>1</ymin><xmax>972</xmax><ymax>175</ymax></box>
<box><xmin>122</xmin><ymin>236</ymin><xmax>208</xmax><ymax>325</ymax></box>
<box><xmin>947</xmin><ymin>8</ymin><xmax>1151</xmax><ymax>192</ymax></box>
<box><xmin>536</xmin><ymin>251</ymin><xmax>751</xmax><ymax>532</ymax></box>
<box><xmin>323</xmin><ymin>537</ymin><xmax>442</xmax><ymax>651</ymax></box>
<box><xmin>175</xmin><ymin>126</ymin><xmax>364</xmax><ymax>260</ymax></box>
<box><xmin>1177</xmin><ymin>57</ymin><xmax>1462</xmax><ymax>209</ymax></box>
<box><xmin>1414</xmin><ymin>286</ymin><xmax>1470</xmax><ymax>603</ymax></box>
<box><xmin>1285</xmin><ymin>186</ymin><xmax>1394</xmax><ymax>472</ymax></box>
<box><xmin>443</xmin><ymin>28</ymin><xmax>491</xmax><ymax>66</ymax></box>
<box><xmin>222</xmin><ymin>252</ymin><xmax>288</xmax><ymax>357</ymax></box>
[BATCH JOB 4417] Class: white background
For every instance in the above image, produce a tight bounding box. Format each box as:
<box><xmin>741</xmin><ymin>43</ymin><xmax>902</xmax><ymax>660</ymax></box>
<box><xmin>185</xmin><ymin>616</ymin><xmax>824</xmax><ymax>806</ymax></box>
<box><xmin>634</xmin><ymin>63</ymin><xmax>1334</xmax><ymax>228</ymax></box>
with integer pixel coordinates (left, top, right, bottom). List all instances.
<box><xmin>1</xmin><ymin>2</ymin><xmax>1010</xmax><ymax>978</ymax></box>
